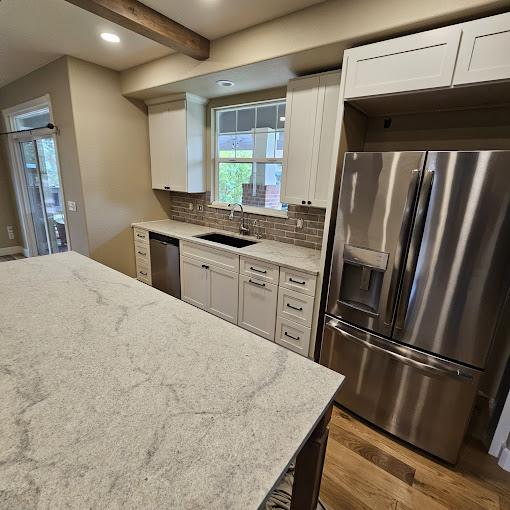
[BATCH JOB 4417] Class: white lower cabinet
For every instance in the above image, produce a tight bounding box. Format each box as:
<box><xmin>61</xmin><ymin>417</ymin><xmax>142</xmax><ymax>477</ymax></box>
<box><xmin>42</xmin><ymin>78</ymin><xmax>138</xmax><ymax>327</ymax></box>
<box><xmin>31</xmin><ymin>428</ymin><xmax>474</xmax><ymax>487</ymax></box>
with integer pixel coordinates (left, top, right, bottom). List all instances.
<box><xmin>238</xmin><ymin>275</ymin><xmax>278</xmax><ymax>341</ymax></box>
<box><xmin>177</xmin><ymin>251</ymin><xmax>318</xmax><ymax>357</ymax></box>
<box><xmin>275</xmin><ymin>316</ymin><xmax>312</xmax><ymax>356</ymax></box>
<box><xmin>208</xmin><ymin>265</ymin><xmax>239</xmax><ymax>324</ymax></box>
<box><xmin>180</xmin><ymin>256</ymin><xmax>208</xmax><ymax>311</ymax></box>
<box><xmin>180</xmin><ymin>255</ymin><xmax>239</xmax><ymax>324</ymax></box>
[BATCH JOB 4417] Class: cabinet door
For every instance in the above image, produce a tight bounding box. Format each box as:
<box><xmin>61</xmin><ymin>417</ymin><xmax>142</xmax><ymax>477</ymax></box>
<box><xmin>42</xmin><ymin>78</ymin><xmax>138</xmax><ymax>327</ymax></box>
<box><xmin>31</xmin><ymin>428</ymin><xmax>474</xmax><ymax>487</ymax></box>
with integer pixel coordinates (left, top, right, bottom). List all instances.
<box><xmin>167</xmin><ymin>100</ymin><xmax>188</xmax><ymax>192</ymax></box>
<box><xmin>180</xmin><ymin>256</ymin><xmax>208</xmax><ymax>311</ymax></box>
<box><xmin>238</xmin><ymin>275</ymin><xmax>278</xmax><ymax>340</ymax></box>
<box><xmin>308</xmin><ymin>72</ymin><xmax>341</xmax><ymax>208</ymax></box>
<box><xmin>453</xmin><ymin>13</ymin><xmax>510</xmax><ymax>86</ymax></box>
<box><xmin>148</xmin><ymin>104</ymin><xmax>171</xmax><ymax>190</ymax></box>
<box><xmin>280</xmin><ymin>76</ymin><xmax>320</xmax><ymax>206</ymax></box>
<box><xmin>208</xmin><ymin>265</ymin><xmax>239</xmax><ymax>324</ymax></box>
<box><xmin>344</xmin><ymin>26</ymin><xmax>461</xmax><ymax>99</ymax></box>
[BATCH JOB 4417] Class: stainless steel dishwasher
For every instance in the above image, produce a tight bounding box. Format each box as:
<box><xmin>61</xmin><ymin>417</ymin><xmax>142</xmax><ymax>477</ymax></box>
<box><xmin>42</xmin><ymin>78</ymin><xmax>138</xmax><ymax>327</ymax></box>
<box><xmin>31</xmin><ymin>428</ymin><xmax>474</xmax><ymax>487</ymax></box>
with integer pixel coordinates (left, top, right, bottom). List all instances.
<box><xmin>149</xmin><ymin>232</ymin><xmax>181</xmax><ymax>299</ymax></box>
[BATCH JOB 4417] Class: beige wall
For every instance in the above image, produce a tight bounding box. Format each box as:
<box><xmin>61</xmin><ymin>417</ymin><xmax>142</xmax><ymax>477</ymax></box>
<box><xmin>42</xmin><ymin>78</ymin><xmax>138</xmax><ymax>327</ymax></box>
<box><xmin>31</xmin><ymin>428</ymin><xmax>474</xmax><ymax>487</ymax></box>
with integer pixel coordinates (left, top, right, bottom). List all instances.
<box><xmin>0</xmin><ymin>144</ymin><xmax>22</xmax><ymax>251</ymax></box>
<box><xmin>67</xmin><ymin>57</ymin><xmax>171</xmax><ymax>277</ymax></box>
<box><xmin>0</xmin><ymin>57</ymin><xmax>89</xmax><ymax>256</ymax></box>
<box><xmin>120</xmin><ymin>0</ymin><xmax>508</xmax><ymax>97</ymax></box>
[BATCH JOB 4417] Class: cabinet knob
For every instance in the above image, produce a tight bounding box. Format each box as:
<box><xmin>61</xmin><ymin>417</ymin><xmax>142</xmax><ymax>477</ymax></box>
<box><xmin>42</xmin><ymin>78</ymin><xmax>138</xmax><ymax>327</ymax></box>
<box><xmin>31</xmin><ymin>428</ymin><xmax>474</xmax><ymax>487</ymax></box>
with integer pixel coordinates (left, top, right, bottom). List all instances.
<box><xmin>301</xmin><ymin>200</ymin><xmax>306</xmax><ymax>204</ymax></box>
<box><xmin>164</xmin><ymin>186</ymin><xmax>171</xmax><ymax>190</ymax></box>
<box><xmin>307</xmin><ymin>201</ymin><xmax>312</xmax><ymax>205</ymax></box>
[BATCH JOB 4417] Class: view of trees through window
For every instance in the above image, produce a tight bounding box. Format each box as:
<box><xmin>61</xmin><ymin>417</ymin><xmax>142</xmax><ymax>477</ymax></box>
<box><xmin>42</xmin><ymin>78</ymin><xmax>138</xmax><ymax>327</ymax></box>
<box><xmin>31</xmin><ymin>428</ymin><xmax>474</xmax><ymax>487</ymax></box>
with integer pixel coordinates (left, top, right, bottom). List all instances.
<box><xmin>215</xmin><ymin>101</ymin><xmax>286</xmax><ymax>210</ymax></box>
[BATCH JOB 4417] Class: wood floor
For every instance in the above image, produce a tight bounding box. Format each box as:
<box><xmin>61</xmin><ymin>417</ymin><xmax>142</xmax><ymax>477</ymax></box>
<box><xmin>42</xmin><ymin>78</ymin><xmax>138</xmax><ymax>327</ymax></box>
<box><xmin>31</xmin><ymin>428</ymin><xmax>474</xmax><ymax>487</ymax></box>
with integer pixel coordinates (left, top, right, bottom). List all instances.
<box><xmin>320</xmin><ymin>405</ymin><xmax>510</xmax><ymax>510</ymax></box>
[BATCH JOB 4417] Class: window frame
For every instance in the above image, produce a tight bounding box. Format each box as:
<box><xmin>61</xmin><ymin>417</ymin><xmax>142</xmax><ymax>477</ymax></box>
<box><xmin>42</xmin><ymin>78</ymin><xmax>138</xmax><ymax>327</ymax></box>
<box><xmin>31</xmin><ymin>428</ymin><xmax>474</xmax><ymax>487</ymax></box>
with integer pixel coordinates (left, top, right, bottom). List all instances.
<box><xmin>211</xmin><ymin>98</ymin><xmax>288</xmax><ymax>217</ymax></box>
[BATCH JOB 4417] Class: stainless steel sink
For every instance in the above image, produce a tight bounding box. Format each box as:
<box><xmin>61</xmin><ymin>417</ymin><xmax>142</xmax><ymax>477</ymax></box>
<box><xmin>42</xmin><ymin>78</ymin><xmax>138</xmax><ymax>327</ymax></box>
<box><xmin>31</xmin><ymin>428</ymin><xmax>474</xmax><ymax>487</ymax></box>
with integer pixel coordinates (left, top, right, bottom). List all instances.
<box><xmin>195</xmin><ymin>233</ymin><xmax>258</xmax><ymax>248</ymax></box>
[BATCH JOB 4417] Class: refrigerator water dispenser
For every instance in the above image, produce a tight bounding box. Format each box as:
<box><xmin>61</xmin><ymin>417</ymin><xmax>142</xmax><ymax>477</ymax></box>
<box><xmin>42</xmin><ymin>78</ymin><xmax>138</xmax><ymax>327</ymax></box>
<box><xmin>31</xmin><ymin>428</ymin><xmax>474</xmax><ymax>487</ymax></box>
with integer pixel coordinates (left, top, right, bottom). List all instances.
<box><xmin>338</xmin><ymin>245</ymin><xmax>389</xmax><ymax>315</ymax></box>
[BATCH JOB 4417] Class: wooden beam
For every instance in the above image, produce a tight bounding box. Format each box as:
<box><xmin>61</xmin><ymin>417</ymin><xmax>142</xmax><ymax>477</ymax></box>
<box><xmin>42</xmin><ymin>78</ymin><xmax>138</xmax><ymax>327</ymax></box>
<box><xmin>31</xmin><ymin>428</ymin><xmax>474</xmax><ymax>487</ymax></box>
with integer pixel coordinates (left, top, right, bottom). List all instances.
<box><xmin>63</xmin><ymin>0</ymin><xmax>210</xmax><ymax>60</ymax></box>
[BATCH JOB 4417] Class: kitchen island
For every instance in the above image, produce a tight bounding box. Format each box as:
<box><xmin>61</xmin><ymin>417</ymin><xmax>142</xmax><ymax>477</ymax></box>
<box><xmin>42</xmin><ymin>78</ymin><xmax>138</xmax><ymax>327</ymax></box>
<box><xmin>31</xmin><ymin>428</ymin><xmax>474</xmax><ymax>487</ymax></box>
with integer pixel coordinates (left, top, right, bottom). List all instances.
<box><xmin>0</xmin><ymin>252</ymin><xmax>343</xmax><ymax>509</ymax></box>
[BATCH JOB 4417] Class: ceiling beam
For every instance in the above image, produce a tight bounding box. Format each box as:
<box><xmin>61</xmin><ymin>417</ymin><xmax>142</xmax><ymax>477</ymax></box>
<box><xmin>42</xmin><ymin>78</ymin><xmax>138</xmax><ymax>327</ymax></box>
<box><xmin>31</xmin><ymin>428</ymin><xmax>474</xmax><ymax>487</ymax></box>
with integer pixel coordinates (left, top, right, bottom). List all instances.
<box><xmin>63</xmin><ymin>0</ymin><xmax>210</xmax><ymax>60</ymax></box>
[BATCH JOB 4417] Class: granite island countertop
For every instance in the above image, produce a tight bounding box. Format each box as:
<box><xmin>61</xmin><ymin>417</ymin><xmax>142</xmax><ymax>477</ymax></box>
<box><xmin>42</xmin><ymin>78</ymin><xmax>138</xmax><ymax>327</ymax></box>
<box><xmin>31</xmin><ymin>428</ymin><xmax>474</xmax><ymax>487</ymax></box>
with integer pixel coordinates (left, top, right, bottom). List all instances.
<box><xmin>0</xmin><ymin>252</ymin><xmax>343</xmax><ymax>509</ymax></box>
<box><xmin>132</xmin><ymin>219</ymin><xmax>322</xmax><ymax>275</ymax></box>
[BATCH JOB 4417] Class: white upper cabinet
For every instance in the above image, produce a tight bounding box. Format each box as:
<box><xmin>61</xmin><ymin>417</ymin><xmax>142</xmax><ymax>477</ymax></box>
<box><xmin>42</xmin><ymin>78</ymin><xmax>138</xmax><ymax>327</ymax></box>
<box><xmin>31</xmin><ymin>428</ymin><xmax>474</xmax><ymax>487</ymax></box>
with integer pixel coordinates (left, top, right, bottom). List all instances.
<box><xmin>280</xmin><ymin>71</ymin><xmax>341</xmax><ymax>207</ymax></box>
<box><xmin>454</xmin><ymin>12</ymin><xmax>510</xmax><ymax>86</ymax></box>
<box><xmin>344</xmin><ymin>26</ymin><xmax>462</xmax><ymax>100</ymax></box>
<box><xmin>147</xmin><ymin>94</ymin><xmax>207</xmax><ymax>193</ymax></box>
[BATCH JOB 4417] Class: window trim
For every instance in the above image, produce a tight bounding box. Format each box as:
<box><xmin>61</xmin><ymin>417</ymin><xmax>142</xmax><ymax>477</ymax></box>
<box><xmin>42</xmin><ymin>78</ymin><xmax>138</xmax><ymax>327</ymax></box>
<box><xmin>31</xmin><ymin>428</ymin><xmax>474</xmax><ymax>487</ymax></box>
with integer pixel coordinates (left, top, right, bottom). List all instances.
<box><xmin>212</xmin><ymin>98</ymin><xmax>287</xmax><ymax>217</ymax></box>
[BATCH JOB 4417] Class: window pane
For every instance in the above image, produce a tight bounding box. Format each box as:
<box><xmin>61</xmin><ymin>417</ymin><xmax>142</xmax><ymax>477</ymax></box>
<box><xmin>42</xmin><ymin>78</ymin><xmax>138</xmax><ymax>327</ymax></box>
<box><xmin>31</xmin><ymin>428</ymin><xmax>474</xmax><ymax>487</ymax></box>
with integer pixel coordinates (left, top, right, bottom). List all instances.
<box><xmin>237</xmin><ymin>108</ymin><xmax>255</xmax><ymax>132</ymax></box>
<box><xmin>256</xmin><ymin>105</ymin><xmax>277</xmax><ymax>129</ymax></box>
<box><xmin>254</xmin><ymin>131</ymin><xmax>276</xmax><ymax>158</ymax></box>
<box><xmin>14</xmin><ymin>109</ymin><xmax>50</xmax><ymax>131</ymax></box>
<box><xmin>218</xmin><ymin>163</ymin><xmax>252</xmax><ymax>204</ymax></box>
<box><xmin>218</xmin><ymin>134</ymin><xmax>235</xmax><ymax>157</ymax></box>
<box><xmin>277</xmin><ymin>104</ymin><xmax>286</xmax><ymax>129</ymax></box>
<box><xmin>275</xmin><ymin>131</ymin><xmax>284</xmax><ymax>158</ymax></box>
<box><xmin>236</xmin><ymin>134</ymin><xmax>253</xmax><ymax>158</ymax></box>
<box><xmin>218</xmin><ymin>110</ymin><xmax>236</xmax><ymax>133</ymax></box>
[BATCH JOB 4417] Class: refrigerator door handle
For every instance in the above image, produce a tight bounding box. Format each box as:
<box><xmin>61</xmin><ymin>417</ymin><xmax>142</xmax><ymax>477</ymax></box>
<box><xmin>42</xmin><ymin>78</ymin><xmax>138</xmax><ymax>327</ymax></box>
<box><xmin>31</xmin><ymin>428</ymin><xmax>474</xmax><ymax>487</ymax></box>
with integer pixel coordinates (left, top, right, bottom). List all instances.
<box><xmin>326</xmin><ymin>318</ymin><xmax>474</xmax><ymax>383</ymax></box>
<box><xmin>384</xmin><ymin>168</ymin><xmax>421</xmax><ymax>325</ymax></box>
<box><xmin>395</xmin><ymin>170</ymin><xmax>435</xmax><ymax>330</ymax></box>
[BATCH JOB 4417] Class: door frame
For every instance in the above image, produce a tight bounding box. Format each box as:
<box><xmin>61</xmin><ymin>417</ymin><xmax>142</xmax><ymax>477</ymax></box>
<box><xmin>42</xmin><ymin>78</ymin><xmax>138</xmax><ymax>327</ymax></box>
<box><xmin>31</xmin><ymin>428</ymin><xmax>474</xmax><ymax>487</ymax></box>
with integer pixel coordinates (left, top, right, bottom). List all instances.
<box><xmin>2</xmin><ymin>95</ymin><xmax>70</xmax><ymax>257</ymax></box>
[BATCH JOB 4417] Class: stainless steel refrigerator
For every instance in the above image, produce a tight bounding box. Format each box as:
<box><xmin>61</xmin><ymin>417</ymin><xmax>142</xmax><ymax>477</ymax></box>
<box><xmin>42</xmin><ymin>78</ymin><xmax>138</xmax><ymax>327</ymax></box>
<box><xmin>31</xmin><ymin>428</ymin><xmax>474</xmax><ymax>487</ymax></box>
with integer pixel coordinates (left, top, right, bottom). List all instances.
<box><xmin>320</xmin><ymin>151</ymin><xmax>510</xmax><ymax>463</ymax></box>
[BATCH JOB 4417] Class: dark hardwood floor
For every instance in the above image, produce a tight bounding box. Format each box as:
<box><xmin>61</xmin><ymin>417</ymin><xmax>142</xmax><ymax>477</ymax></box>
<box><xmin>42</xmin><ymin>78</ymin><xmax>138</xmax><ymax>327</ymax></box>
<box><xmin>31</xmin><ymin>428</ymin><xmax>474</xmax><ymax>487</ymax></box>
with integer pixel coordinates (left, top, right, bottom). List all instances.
<box><xmin>320</xmin><ymin>405</ymin><xmax>510</xmax><ymax>510</ymax></box>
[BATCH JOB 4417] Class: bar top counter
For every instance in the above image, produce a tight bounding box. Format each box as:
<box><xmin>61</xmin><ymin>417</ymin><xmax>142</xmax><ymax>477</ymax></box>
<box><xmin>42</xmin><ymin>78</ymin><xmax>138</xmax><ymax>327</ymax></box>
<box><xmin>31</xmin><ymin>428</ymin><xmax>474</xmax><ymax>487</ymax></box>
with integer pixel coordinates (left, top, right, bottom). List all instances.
<box><xmin>0</xmin><ymin>252</ymin><xmax>343</xmax><ymax>509</ymax></box>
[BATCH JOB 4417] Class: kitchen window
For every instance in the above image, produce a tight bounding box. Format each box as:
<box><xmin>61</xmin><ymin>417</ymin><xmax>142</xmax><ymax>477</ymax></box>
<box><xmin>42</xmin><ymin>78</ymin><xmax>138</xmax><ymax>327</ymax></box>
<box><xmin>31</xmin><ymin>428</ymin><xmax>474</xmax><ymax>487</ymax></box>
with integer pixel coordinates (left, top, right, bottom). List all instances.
<box><xmin>213</xmin><ymin>100</ymin><xmax>287</xmax><ymax>214</ymax></box>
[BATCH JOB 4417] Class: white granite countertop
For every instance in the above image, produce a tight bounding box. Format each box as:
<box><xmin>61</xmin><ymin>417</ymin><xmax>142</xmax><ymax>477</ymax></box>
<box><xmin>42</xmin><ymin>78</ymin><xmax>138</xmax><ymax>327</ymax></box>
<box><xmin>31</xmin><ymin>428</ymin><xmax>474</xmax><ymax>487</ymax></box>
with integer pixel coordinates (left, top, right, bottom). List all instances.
<box><xmin>0</xmin><ymin>252</ymin><xmax>343</xmax><ymax>509</ymax></box>
<box><xmin>132</xmin><ymin>219</ymin><xmax>321</xmax><ymax>275</ymax></box>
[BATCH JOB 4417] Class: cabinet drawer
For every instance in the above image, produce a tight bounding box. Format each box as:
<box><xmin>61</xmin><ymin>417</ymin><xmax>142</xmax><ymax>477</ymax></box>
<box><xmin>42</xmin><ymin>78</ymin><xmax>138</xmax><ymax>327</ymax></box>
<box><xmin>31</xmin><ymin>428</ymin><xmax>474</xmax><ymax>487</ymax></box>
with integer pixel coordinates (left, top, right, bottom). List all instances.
<box><xmin>136</xmin><ymin>263</ymin><xmax>152</xmax><ymax>285</ymax></box>
<box><xmin>275</xmin><ymin>317</ymin><xmax>311</xmax><ymax>357</ymax></box>
<box><xmin>181</xmin><ymin>241</ymin><xmax>239</xmax><ymax>272</ymax></box>
<box><xmin>279</xmin><ymin>267</ymin><xmax>317</xmax><ymax>296</ymax></box>
<box><xmin>133</xmin><ymin>228</ymin><xmax>149</xmax><ymax>245</ymax></box>
<box><xmin>240</xmin><ymin>257</ymin><xmax>279</xmax><ymax>285</ymax></box>
<box><xmin>238</xmin><ymin>275</ymin><xmax>278</xmax><ymax>341</ymax></box>
<box><xmin>135</xmin><ymin>241</ymin><xmax>150</xmax><ymax>266</ymax></box>
<box><xmin>453</xmin><ymin>12</ymin><xmax>510</xmax><ymax>85</ymax></box>
<box><xmin>344</xmin><ymin>25</ymin><xmax>461</xmax><ymax>99</ymax></box>
<box><xmin>277</xmin><ymin>287</ymin><xmax>314</xmax><ymax>328</ymax></box>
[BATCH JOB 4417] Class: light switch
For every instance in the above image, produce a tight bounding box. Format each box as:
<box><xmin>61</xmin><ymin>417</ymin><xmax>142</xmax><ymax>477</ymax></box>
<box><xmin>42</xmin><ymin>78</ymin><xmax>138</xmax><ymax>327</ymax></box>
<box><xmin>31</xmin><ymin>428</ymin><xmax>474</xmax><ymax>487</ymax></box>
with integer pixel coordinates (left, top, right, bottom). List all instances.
<box><xmin>7</xmin><ymin>226</ymin><xmax>14</xmax><ymax>240</ymax></box>
<box><xmin>67</xmin><ymin>201</ymin><xmax>77</xmax><ymax>212</ymax></box>
<box><xmin>297</xmin><ymin>218</ymin><xmax>303</xmax><ymax>229</ymax></box>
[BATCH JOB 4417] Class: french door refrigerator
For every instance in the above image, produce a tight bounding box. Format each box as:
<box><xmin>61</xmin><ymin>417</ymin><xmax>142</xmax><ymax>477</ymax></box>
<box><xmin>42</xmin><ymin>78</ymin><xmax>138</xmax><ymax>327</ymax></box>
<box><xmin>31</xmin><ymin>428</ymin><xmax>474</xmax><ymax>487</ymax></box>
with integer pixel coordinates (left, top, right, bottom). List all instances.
<box><xmin>320</xmin><ymin>151</ymin><xmax>510</xmax><ymax>463</ymax></box>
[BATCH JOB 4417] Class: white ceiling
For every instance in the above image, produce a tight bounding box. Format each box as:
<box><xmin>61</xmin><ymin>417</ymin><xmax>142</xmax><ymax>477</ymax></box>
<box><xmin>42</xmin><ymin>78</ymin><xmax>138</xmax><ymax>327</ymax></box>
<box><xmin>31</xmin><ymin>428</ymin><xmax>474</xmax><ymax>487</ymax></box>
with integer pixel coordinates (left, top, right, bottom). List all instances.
<box><xmin>142</xmin><ymin>0</ymin><xmax>327</xmax><ymax>40</ymax></box>
<box><xmin>0</xmin><ymin>0</ymin><xmax>326</xmax><ymax>89</ymax></box>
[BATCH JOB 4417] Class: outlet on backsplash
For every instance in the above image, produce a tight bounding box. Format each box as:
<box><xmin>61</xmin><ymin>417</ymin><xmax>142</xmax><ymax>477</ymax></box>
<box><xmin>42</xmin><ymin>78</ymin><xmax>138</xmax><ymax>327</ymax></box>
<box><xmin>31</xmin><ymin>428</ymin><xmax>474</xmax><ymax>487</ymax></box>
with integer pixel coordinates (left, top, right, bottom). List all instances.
<box><xmin>168</xmin><ymin>191</ymin><xmax>325</xmax><ymax>250</ymax></box>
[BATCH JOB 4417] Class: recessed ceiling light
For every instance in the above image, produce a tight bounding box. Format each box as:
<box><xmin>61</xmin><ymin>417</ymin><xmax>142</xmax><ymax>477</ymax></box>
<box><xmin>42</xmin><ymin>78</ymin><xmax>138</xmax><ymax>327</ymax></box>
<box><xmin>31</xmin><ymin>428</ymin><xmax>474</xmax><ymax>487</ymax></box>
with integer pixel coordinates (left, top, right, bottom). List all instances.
<box><xmin>101</xmin><ymin>33</ymin><xmax>120</xmax><ymax>43</ymax></box>
<box><xmin>216</xmin><ymin>80</ymin><xmax>235</xmax><ymax>87</ymax></box>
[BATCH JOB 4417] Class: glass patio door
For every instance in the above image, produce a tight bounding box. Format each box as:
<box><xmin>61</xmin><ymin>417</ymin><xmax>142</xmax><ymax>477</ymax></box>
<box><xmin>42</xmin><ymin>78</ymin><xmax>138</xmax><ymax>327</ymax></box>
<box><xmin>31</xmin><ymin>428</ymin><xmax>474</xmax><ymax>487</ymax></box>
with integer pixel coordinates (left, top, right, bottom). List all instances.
<box><xmin>18</xmin><ymin>137</ymin><xmax>68</xmax><ymax>255</ymax></box>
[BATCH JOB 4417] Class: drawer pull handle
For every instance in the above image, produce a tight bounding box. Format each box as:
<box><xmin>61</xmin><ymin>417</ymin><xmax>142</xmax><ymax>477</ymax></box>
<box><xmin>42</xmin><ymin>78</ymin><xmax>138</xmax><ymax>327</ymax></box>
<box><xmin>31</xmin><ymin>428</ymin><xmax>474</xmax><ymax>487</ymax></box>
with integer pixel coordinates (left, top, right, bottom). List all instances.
<box><xmin>202</xmin><ymin>264</ymin><xmax>209</xmax><ymax>269</ymax></box>
<box><xmin>137</xmin><ymin>233</ymin><xmax>145</xmax><ymax>238</ymax></box>
<box><xmin>284</xmin><ymin>332</ymin><xmax>300</xmax><ymax>341</ymax></box>
<box><xmin>249</xmin><ymin>279</ymin><xmax>265</xmax><ymax>287</ymax></box>
<box><xmin>289</xmin><ymin>278</ymin><xmax>305</xmax><ymax>285</ymax></box>
<box><xmin>250</xmin><ymin>266</ymin><xmax>267</xmax><ymax>274</ymax></box>
<box><xmin>137</xmin><ymin>251</ymin><xmax>146</xmax><ymax>256</ymax></box>
<box><xmin>139</xmin><ymin>271</ymin><xmax>148</xmax><ymax>276</ymax></box>
<box><xmin>287</xmin><ymin>303</ymin><xmax>303</xmax><ymax>311</ymax></box>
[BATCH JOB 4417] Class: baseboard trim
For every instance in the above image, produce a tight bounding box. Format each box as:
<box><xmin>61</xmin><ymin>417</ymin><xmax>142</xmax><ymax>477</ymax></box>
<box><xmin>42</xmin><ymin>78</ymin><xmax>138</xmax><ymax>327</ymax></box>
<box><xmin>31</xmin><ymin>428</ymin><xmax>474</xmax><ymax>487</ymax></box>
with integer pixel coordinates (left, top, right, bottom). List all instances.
<box><xmin>498</xmin><ymin>446</ymin><xmax>510</xmax><ymax>472</ymax></box>
<box><xmin>0</xmin><ymin>246</ymin><xmax>24</xmax><ymax>256</ymax></box>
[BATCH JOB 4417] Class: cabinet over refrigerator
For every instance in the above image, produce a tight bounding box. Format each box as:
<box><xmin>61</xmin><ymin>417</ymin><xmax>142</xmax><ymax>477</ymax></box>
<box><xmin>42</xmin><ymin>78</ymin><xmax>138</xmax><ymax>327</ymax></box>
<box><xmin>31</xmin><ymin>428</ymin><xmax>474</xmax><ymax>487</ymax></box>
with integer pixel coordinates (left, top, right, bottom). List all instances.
<box><xmin>320</xmin><ymin>150</ymin><xmax>510</xmax><ymax>463</ymax></box>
